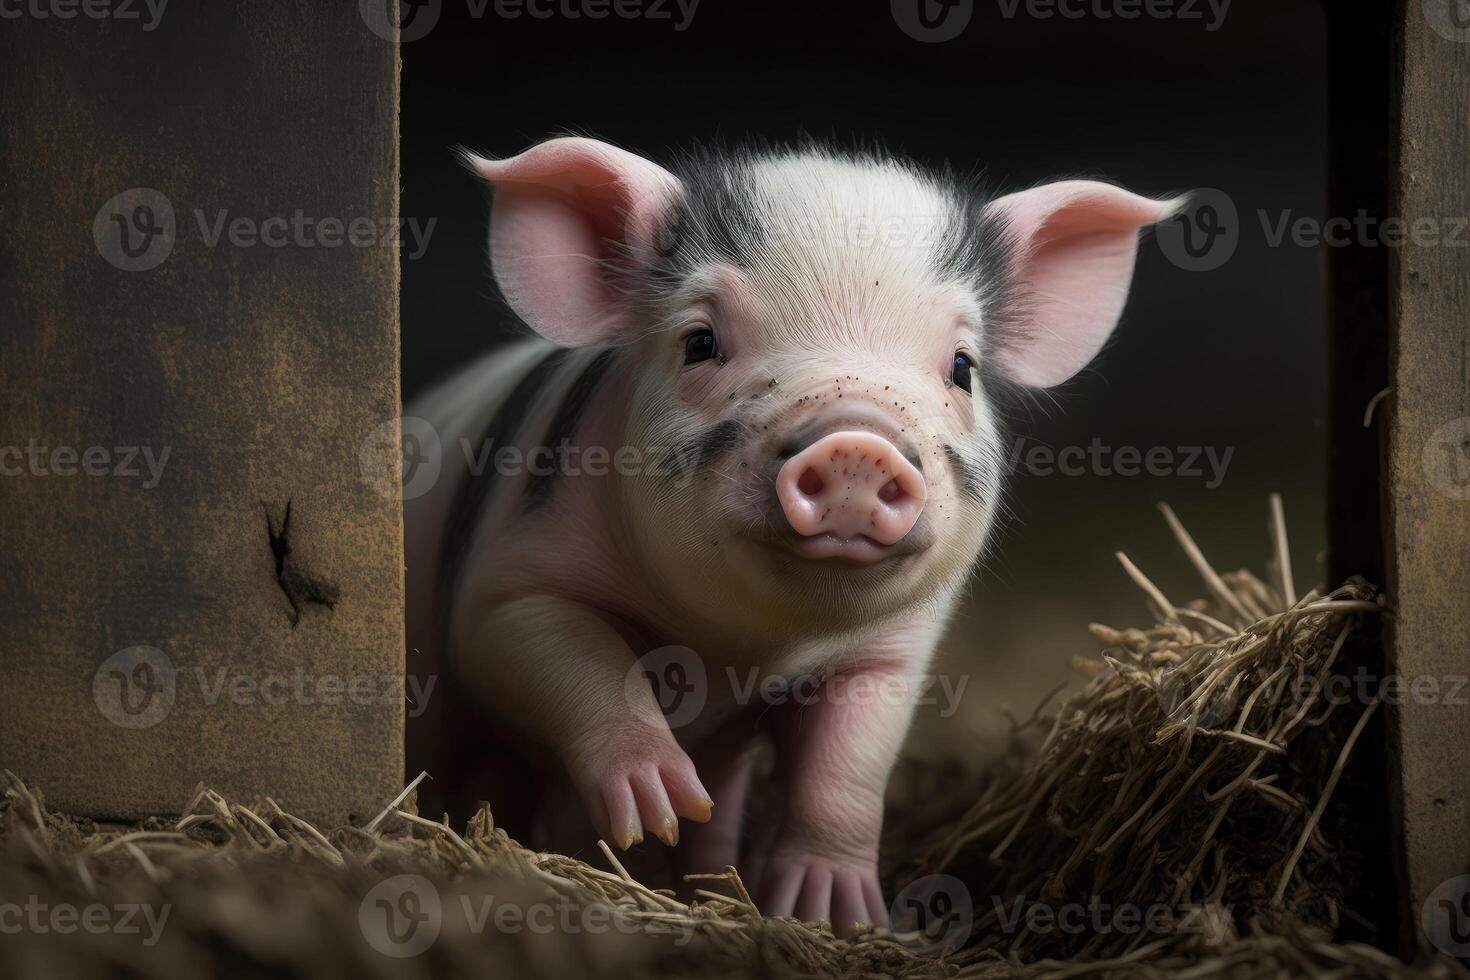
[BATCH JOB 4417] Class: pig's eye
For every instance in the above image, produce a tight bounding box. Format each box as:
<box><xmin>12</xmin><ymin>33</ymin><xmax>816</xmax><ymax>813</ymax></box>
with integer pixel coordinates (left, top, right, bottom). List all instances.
<box><xmin>683</xmin><ymin>329</ymin><xmax>718</xmax><ymax>365</ymax></box>
<box><xmin>951</xmin><ymin>352</ymin><xmax>975</xmax><ymax>394</ymax></box>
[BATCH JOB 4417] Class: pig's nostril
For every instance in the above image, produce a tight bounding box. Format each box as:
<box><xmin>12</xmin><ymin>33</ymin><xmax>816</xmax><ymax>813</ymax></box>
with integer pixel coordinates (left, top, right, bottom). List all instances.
<box><xmin>797</xmin><ymin>467</ymin><xmax>825</xmax><ymax>497</ymax></box>
<box><xmin>877</xmin><ymin>479</ymin><xmax>901</xmax><ymax>503</ymax></box>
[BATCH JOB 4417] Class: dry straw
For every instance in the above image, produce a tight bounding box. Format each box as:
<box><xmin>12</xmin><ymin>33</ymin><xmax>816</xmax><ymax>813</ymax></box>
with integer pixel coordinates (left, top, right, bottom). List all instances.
<box><xmin>2</xmin><ymin>497</ymin><xmax>1466</xmax><ymax>979</ymax></box>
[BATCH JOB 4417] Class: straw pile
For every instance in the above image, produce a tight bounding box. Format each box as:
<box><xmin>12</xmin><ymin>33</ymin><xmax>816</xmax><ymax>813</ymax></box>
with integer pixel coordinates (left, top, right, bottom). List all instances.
<box><xmin>1</xmin><ymin>498</ymin><xmax>1466</xmax><ymax>979</ymax></box>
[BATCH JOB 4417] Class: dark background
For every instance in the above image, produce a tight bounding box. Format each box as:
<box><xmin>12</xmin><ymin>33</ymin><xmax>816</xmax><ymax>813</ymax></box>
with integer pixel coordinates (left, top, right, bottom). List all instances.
<box><xmin>401</xmin><ymin>0</ymin><xmax>1332</xmax><ymax>747</ymax></box>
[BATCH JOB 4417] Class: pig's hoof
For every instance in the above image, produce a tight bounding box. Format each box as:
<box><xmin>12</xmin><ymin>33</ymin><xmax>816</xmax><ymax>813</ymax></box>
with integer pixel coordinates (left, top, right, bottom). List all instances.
<box><xmin>759</xmin><ymin>858</ymin><xmax>887</xmax><ymax>938</ymax></box>
<box><xmin>580</xmin><ymin>744</ymin><xmax>713</xmax><ymax>850</ymax></box>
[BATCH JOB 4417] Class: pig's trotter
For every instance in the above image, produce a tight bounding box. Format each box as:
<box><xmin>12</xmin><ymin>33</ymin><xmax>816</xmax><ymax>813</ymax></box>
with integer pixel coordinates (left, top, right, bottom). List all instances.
<box><xmin>758</xmin><ymin>854</ymin><xmax>887</xmax><ymax>937</ymax></box>
<box><xmin>757</xmin><ymin>639</ymin><xmax>941</xmax><ymax>935</ymax></box>
<box><xmin>453</xmin><ymin>597</ymin><xmax>714</xmax><ymax>851</ymax></box>
<box><xmin>569</xmin><ymin>730</ymin><xmax>713</xmax><ymax>850</ymax></box>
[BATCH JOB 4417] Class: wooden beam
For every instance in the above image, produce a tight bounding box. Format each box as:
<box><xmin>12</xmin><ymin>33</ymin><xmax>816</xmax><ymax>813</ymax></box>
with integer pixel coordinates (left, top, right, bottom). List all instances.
<box><xmin>0</xmin><ymin>8</ymin><xmax>404</xmax><ymax>823</ymax></box>
<box><xmin>1386</xmin><ymin>0</ymin><xmax>1470</xmax><ymax>954</ymax></box>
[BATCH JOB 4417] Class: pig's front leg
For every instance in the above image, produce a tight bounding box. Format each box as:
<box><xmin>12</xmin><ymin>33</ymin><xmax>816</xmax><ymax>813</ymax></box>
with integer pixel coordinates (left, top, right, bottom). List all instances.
<box><xmin>453</xmin><ymin>595</ymin><xmax>713</xmax><ymax>849</ymax></box>
<box><xmin>757</xmin><ymin>624</ymin><xmax>940</xmax><ymax>937</ymax></box>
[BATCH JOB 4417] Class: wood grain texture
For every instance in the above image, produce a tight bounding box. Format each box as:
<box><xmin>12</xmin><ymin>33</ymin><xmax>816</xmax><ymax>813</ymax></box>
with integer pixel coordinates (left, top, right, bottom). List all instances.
<box><xmin>0</xmin><ymin>4</ymin><xmax>404</xmax><ymax>823</ymax></box>
<box><xmin>1387</xmin><ymin>0</ymin><xmax>1470</xmax><ymax>948</ymax></box>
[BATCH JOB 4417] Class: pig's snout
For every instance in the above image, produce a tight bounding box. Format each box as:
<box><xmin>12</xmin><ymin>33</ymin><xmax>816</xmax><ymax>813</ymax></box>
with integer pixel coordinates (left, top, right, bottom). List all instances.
<box><xmin>775</xmin><ymin>431</ymin><xmax>926</xmax><ymax>547</ymax></box>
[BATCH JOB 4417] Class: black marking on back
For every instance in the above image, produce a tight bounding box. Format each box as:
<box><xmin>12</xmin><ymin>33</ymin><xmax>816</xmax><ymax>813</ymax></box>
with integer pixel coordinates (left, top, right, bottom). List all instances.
<box><xmin>524</xmin><ymin>347</ymin><xmax>619</xmax><ymax>508</ymax></box>
<box><xmin>438</xmin><ymin>348</ymin><xmax>568</xmax><ymax>637</ymax></box>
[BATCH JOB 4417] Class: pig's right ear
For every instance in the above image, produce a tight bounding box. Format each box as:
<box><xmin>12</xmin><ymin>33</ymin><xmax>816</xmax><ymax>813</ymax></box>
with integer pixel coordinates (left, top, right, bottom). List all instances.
<box><xmin>464</xmin><ymin>137</ymin><xmax>681</xmax><ymax>347</ymax></box>
<box><xmin>983</xmin><ymin>180</ymin><xmax>1185</xmax><ymax>388</ymax></box>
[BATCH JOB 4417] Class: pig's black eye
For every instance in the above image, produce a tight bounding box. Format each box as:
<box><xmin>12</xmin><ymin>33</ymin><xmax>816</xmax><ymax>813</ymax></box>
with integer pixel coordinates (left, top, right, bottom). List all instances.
<box><xmin>684</xmin><ymin>329</ymin><xmax>717</xmax><ymax>365</ymax></box>
<box><xmin>951</xmin><ymin>352</ymin><xmax>975</xmax><ymax>393</ymax></box>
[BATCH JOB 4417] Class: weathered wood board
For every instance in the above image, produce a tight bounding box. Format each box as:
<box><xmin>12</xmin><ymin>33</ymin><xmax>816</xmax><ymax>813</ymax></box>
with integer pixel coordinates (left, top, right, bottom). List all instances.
<box><xmin>0</xmin><ymin>4</ymin><xmax>404</xmax><ymax>823</ymax></box>
<box><xmin>1386</xmin><ymin>0</ymin><xmax>1470</xmax><ymax>954</ymax></box>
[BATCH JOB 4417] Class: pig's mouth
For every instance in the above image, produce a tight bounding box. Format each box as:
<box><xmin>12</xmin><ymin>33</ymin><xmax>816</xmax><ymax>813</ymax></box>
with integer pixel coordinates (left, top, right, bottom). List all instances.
<box><xmin>736</xmin><ymin>521</ymin><xmax>933</xmax><ymax>567</ymax></box>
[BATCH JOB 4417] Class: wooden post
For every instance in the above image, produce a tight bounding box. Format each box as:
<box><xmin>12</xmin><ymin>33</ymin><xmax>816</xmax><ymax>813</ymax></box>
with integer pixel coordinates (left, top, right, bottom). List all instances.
<box><xmin>0</xmin><ymin>7</ymin><xmax>404</xmax><ymax>823</ymax></box>
<box><xmin>1386</xmin><ymin>0</ymin><xmax>1470</xmax><ymax>954</ymax></box>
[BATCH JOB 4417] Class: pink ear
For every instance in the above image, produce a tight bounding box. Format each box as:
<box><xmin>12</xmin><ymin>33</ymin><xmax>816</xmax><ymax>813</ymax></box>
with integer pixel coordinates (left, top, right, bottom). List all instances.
<box><xmin>985</xmin><ymin>181</ymin><xmax>1185</xmax><ymax>387</ymax></box>
<box><xmin>465</xmin><ymin>138</ymin><xmax>680</xmax><ymax>347</ymax></box>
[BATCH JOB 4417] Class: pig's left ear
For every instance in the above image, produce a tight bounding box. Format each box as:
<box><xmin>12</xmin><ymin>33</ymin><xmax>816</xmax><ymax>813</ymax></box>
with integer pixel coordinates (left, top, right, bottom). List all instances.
<box><xmin>984</xmin><ymin>181</ymin><xmax>1184</xmax><ymax>387</ymax></box>
<box><xmin>464</xmin><ymin>137</ymin><xmax>681</xmax><ymax>347</ymax></box>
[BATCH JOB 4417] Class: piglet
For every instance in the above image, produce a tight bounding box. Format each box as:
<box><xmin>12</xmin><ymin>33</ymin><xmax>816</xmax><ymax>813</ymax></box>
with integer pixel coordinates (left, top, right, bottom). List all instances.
<box><xmin>404</xmin><ymin>136</ymin><xmax>1180</xmax><ymax>936</ymax></box>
